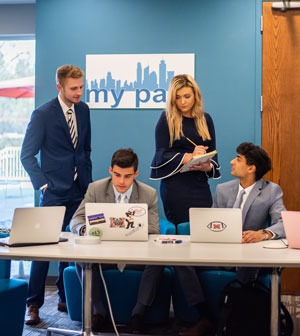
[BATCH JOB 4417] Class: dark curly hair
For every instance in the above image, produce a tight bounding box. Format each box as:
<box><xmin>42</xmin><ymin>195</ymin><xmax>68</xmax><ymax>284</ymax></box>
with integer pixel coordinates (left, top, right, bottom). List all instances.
<box><xmin>236</xmin><ymin>142</ymin><xmax>271</xmax><ymax>180</ymax></box>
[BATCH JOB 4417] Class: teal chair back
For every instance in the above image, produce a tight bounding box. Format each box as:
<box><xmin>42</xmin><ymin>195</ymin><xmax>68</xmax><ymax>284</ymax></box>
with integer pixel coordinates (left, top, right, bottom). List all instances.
<box><xmin>159</xmin><ymin>218</ymin><xmax>176</xmax><ymax>234</ymax></box>
<box><xmin>0</xmin><ymin>259</ymin><xmax>28</xmax><ymax>336</ymax></box>
<box><xmin>0</xmin><ymin>230</ymin><xmax>12</xmax><ymax>278</ymax></box>
<box><xmin>0</xmin><ymin>259</ymin><xmax>11</xmax><ymax>279</ymax></box>
<box><xmin>177</xmin><ymin>222</ymin><xmax>190</xmax><ymax>235</ymax></box>
<box><xmin>0</xmin><ymin>231</ymin><xmax>10</xmax><ymax>239</ymax></box>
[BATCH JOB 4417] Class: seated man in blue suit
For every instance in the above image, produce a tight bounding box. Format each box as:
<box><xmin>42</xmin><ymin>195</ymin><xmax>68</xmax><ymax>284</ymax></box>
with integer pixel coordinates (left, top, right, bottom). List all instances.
<box><xmin>21</xmin><ymin>65</ymin><xmax>92</xmax><ymax>325</ymax></box>
<box><xmin>70</xmin><ymin>148</ymin><xmax>163</xmax><ymax>334</ymax></box>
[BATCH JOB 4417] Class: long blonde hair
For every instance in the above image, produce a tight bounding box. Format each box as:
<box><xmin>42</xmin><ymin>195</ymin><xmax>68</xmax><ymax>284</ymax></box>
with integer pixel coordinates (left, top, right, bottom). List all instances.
<box><xmin>166</xmin><ymin>74</ymin><xmax>211</xmax><ymax>146</ymax></box>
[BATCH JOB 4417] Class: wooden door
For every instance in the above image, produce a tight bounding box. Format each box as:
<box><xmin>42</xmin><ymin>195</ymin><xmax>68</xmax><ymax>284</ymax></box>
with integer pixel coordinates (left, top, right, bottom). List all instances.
<box><xmin>262</xmin><ymin>2</ymin><xmax>300</xmax><ymax>294</ymax></box>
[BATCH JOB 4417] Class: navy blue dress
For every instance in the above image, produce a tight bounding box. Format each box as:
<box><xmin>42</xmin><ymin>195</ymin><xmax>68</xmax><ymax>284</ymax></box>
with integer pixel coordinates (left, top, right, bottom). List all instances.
<box><xmin>150</xmin><ymin>111</ymin><xmax>221</xmax><ymax>225</ymax></box>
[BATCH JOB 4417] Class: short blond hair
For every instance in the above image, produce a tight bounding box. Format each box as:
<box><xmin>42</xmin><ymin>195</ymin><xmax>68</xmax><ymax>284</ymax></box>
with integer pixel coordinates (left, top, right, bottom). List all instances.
<box><xmin>56</xmin><ymin>65</ymin><xmax>84</xmax><ymax>86</ymax></box>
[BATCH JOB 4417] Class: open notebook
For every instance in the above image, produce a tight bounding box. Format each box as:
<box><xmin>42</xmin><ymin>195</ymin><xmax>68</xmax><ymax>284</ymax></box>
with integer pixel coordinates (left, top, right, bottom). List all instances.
<box><xmin>189</xmin><ymin>208</ymin><xmax>243</xmax><ymax>243</ymax></box>
<box><xmin>85</xmin><ymin>203</ymin><xmax>148</xmax><ymax>241</ymax></box>
<box><xmin>0</xmin><ymin>206</ymin><xmax>66</xmax><ymax>247</ymax></box>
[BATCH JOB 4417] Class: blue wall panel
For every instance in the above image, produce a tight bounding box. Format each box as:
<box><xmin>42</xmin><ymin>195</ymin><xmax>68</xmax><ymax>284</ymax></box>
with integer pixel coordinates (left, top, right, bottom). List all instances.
<box><xmin>36</xmin><ymin>0</ymin><xmax>262</xmax><ymax>217</ymax></box>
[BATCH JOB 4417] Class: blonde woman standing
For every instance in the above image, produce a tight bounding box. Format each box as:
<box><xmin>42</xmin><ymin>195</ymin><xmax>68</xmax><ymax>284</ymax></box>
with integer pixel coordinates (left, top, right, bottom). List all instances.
<box><xmin>151</xmin><ymin>74</ymin><xmax>221</xmax><ymax>225</ymax></box>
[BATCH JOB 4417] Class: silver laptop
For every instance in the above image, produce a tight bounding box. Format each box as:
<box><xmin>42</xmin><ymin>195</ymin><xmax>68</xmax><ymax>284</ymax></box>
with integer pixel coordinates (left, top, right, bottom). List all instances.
<box><xmin>0</xmin><ymin>206</ymin><xmax>66</xmax><ymax>247</ymax></box>
<box><xmin>85</xmin><ymin>203</ymin><xmax>148</xmax><ymax>241</ymax></box>
<box><xmin>189</xmin><ymin>208</ymin><xmax>242</xmax><ymax>243</ymax></box>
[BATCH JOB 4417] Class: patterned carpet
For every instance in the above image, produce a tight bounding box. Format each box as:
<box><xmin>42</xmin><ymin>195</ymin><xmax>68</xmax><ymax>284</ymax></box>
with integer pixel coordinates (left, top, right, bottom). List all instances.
<box><xmin>22</xmin><ymin>286</ymin><xmax>179</xmax><ymax>336</ymax></box>
<box><xmin>22</xmin><ymin>286</ymin><xmax>82</xmax><ymax>336</ymax></box>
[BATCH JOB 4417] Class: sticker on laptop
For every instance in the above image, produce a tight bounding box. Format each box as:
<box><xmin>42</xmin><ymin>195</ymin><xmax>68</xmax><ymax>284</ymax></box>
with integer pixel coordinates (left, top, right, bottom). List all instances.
<box><xmin>207</xmin><ymin>221</ymin><xmax>227</xmax><ymax>232</ymax></box>
<box><xmin>109</xmin><ymin>217</ymin><xmax>126</xmax><ymax>228</ymax></box>
<box><xmin>87</xmin><ymin>213</ymin><xmax>106</xmax><ymax>225</ymax></box>
<box><xmin>127</xmin><ymin>206</ymin><xmax>147</xmax><ymax>216</ymax></box>
<box><xmin>89</xmin><ymin>226</ymin><xmax>103</xmax><ymax>237</ymax></box>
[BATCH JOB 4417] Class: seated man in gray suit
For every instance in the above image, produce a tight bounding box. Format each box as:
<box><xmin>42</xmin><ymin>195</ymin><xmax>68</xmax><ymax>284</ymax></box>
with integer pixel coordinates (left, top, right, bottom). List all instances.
<box><xmin>214</xmin><ymin>141</ymin><xmax>286</xmax><ymax>281</ymax></box>
<box><xmin>70</xmin><ymin>148</ymin><xmax>163</xmax><ymax>334</ymax></box>
<box><xmin>177</xmin><ymin>142</ymin><xmax>286</xmax><ymax>336</ymax></box>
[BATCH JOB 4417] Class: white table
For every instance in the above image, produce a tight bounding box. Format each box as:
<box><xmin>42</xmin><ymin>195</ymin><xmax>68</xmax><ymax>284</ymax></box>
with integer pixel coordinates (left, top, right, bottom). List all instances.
<box><xmin>0</xmin><ymin>233</ymin><xmax>299</xmax><ymax>336</ymax></box>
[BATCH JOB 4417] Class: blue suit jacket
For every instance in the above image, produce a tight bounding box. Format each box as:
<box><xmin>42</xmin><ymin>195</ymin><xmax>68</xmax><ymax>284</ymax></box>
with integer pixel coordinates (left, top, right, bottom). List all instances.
<box><xmin>21</xmin><ymin>97</ymin><xmax>92</xmax><ymax>194</ymax></box>
<box><xmin>213</xmin><ymin>179</ymin><xmax>286</xmax><ymax>238</ymax></box>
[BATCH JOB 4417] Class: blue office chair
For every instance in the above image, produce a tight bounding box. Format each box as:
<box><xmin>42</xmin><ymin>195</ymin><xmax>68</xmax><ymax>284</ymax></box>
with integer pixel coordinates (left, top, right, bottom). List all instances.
<box><xmin>0</xmin><ymin>259</ymin><xmax>28</xmax><ymax>336</ymax></box>
<box><xmin>64</xmin><ymin>265</ymin><xmax>172</xmax><ymax>325</ymax></box>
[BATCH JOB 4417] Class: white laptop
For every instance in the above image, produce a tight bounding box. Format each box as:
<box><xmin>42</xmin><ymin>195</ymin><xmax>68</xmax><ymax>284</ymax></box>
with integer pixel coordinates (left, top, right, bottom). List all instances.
<box><xmin>85</xmin><ymin>203</ymin><xmax>148</xmax><ymax>241</ymax></box>
<box><xmin>0</xmin><ymin>206</ymin><xmax>66</xmax><ymax>247</ymax></box>
<box><xmin>189</xmin><ymin>208</ymin><xmax>243</xmax><ymax>243</ymax></box>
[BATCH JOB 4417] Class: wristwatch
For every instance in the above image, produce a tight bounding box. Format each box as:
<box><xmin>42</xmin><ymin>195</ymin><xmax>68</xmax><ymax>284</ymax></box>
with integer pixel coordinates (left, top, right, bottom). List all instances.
<box><xmin>262</xmin><ymin>229</ymin><xmax>270</xmax><ymax>240</ymax></box>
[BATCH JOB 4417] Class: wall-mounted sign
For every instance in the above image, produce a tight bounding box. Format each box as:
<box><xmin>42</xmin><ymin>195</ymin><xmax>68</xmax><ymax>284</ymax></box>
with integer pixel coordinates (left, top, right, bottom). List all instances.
<box><xmin>85</xmin><ymin>53</ymin><xmax>194</xmax><ymax>109</ymax></box>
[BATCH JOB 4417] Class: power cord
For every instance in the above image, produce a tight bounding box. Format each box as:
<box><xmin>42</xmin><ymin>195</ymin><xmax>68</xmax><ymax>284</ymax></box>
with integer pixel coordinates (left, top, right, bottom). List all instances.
<box><xmin>98</xmin><ymin>264</ymin><xmax>120</xmax><ymax>336</ymax></box>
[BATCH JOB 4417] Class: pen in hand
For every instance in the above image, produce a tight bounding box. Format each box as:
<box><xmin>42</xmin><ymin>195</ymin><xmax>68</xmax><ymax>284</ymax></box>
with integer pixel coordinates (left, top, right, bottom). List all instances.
<box><xmin>185</xmin><ymin>137</ymin><xmax>197</xmax><ymax>147</ymax></box>
<box><xmin>185</xmin><ymin>137</ymin><xmax>208</xmax><ymax>154</ymax></box>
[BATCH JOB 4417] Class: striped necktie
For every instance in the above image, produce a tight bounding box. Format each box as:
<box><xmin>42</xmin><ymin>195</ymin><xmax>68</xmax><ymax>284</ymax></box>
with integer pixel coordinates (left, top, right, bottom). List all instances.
<box><xmin>67</xmin><ymin>109</ymin><xmax>78</xmax><ymax>180</ymax></box>
<box><xmin>67</xmin><ymin>109</ymin><xmax>78</xmax><ymax>148</ymax></box>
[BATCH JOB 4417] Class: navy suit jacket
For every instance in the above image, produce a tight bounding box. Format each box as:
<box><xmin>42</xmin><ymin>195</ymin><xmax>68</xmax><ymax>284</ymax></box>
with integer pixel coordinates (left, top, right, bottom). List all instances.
<box><xmin>213</xmin><ymin>179</ymin><xmax>286</xmax><ymax>238</ymax></box>
<box><xmin>21</xmin><ymin>97</ymin><xmax>92</xmax><ymax>194</ymax></box>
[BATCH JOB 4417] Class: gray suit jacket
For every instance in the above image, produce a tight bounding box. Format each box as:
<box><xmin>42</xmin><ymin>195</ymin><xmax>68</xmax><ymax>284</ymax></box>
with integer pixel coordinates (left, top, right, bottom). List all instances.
<box><xmin>70</xmin><ymin>177</ymin><xmax>160</xmax><ymax>235</ymax></box>
<box><xmin>213</xmin><ymin>179</ymin><xmax>286</xmax><ymax>238</ymax></box>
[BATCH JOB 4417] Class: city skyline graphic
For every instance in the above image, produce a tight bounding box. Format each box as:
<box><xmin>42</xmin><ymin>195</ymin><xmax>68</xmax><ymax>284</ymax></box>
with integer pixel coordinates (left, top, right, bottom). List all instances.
<box><xmin>87</xmin><ymin>59</ymin><xmax>175</xmax><ymax>94</ymax></box>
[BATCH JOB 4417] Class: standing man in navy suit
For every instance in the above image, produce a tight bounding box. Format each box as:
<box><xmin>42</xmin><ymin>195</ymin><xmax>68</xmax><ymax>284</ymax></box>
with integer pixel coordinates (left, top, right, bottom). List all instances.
<box><xmin>21</xmin><ymin>65</ymin><xmax>92</xmax><ymax>325</ymax></box>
